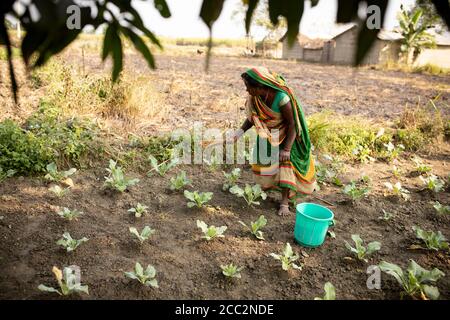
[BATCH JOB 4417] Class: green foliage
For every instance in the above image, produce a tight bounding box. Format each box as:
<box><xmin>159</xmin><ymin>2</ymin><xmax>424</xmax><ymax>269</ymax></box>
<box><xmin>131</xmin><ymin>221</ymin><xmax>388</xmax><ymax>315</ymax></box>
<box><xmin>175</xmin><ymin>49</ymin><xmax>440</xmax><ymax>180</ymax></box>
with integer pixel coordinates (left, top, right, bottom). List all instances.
<box><xmin>49</xmin><ymin>185</ymin><xmax>70</xmax><ymax>197</ymax></box>
<box><xmin>238</xmin><ymin>215</ymin><xmax>267</xmax><ymax>240</ymax></box>
<box><xmin>344</xmin><ymin>234</ymin><xmax>381</xmax><ymax>263</ymax></box>
<box><xmin>420</xmin><ymin>174</ymin><xmax>445</xmax><ymax>193</ymax></box>
<box><xmin>314</xmin><ymin>282</ymin><xmax>336</xmax><ymax>300</ymax></box>
<box><xmin>432</xmin><ymin>201</ymin><xmax>450</xmax><ymax>215</ymax></box>
<box><xmin>395</xmin><ymin>128</ymin><xmax>425</xmax><ymax>151</ymax></box>
<box><xmin>343</xmin><ymin>181</ymin><xmax>370</xmax><ymax>201</ymax></box>
<box><xmin>229</xmin><ymin>184</ymin><xmax>267</xmax><ymax>206</ymax></box>
<box><xmin>314</xmin><ymin>154</ymin><xmax>344</xmax><ymax>186</ymax></box>
<box><xmin>38</xmin><ymin>266</ymin><xmax>89</xmax><ymax>296</ymax></box>
<box><xmin>129</xmin><ymin>226</ymin><xmax>155</xmax><ymax>244</ymax></box>
<box><xmin>103</xmin><ymin>159</ymin><xmax>139</xmax><ymax>192</ymax></box>
<box><xmin>56</xmin><ymin>232</ymin><xmax>89</xmax><ymax>252</ymax></box>
<box><xmin>223</xmin><ymin>168</ymin><xmax>241</xmax><ymax>191</ymax></box>
<box><xmin>124</xmin><ymin>262</ymin><xmax>159</xmax><ymax>288</ymax></box>
<box><xmin>412</xmin><ymin>157</ymin><xmax>432</xmax><ymax>174</ymax></box>
<box><xmin>145</xmin><ymin>135</ymin><xmax>179</xmax><ymax>162</ymax></box>
<box><xmin>384</xmin><ymin>182</ymin><xmax>410</xmax><ymax>201</ymax></box>
<box><xmin>221</xmin><ymin>263</ymin><xmax>244</xmax><ymax>279</ymax></box>
<box><xmin>197</xmin><ymin>220</ymin><xmax>227</xmax><ymax>241</ymax></box>
<box><xmin>378</xmin><ymin>209</ymin><xmax>395</xmax><ymax>221</ymax></box>
<box><xmin>184</xmin><ymin>190</ymin><xmax>213</xmax><ymax>208</ymax></box>
<box><xmin>170</xmin><ymin>171</ymin><xmax>191</xmax><ymax>191</ymax></box>
<box><xmin>270</xmin><ymin>243</ymin><xmax>302</xmax><ymax>271</ymax></box>
<box><xmin>128</xmin><ymin>203</ymin><xmax>148</xmax><ymax>218</ymax></box>
<box><xmin>148</xmin><ymin>155</ymin><xmax>178</xmax><ymax>176</ymax></box>
<box><xmin>44</xmin><ymin>162</ymin><xmax>76</xmax><ymax>182</ymax></box>
<box><xmin>379</xmin><ymin>260</ymin><xmax>444</xmax><ymax>300</ymax></box>
<box><xmin>0</xmin><ymin>167</ymin><xmax>16</xmax><ymax>182</ymax></box>
<box><xmin>56</xmin><ymin>207</ymin><xmax>83</xmax><ymax>221</ymax></box>
<box><xmin>412</xmin><ymin>226</ymin><xmax>449</xmax><ymax>251</ymax></box>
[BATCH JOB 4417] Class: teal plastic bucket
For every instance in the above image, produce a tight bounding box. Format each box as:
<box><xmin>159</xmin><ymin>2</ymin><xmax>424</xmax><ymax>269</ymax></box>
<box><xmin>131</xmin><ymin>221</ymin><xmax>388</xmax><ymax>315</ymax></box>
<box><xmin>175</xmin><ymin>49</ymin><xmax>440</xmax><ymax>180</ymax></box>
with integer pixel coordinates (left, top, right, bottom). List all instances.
<box><xmin>294</xmin><ymin>203</ymin><xmax>334</xmax><ymax>248</ymax></box>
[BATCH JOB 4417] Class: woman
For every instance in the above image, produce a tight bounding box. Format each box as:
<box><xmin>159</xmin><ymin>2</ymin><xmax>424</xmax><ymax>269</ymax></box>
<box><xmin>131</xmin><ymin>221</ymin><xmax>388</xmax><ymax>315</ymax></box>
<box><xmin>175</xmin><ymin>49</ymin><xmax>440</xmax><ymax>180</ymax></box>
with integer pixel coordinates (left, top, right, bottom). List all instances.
<box><xmin>233</xmin><ymin>67</ymin><xmax>316</xmax><ymax>216</ymax></box>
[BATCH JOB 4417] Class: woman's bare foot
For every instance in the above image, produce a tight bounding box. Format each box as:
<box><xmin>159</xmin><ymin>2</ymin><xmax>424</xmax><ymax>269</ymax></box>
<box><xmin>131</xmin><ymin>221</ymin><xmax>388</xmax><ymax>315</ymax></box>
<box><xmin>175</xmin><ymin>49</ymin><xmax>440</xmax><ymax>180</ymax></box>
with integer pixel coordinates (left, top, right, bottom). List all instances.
<box><xmin>277</xmin><ymin>204</ymin><xmax>291</xmax><ymax>216</ymax></box>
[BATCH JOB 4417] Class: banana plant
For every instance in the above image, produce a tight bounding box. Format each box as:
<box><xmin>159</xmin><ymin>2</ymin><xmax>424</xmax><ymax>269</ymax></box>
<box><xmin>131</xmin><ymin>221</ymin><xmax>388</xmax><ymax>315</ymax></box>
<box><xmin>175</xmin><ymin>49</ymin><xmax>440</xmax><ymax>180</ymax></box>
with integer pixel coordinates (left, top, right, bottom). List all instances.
<box><xmin>379</xmin><ymin>260</ymin><xmax>444</xmax><ymax>300</ymax></box>
<box><xmin>344</xmin><ymin>234</ymin><xmax>381</xmax><ymax>263</ymax></box>
<box><xmin>38</xmin><ymin>266</ymin><xmax>89</xmax><ymax>296</ymax></box>
<box><xmin>238</xmin><ymin>215</ymin><xmax>267</xmax><ymax>240</ymax></box>
<box><xmin>124</xmin><ymin>262</ymin><xmax>158</xmax><ymax>288</ymax></box>
<box><xmin>229</xmin><ymin>184</ymin><xmax>267</xmax><ymax>206</ymax></box>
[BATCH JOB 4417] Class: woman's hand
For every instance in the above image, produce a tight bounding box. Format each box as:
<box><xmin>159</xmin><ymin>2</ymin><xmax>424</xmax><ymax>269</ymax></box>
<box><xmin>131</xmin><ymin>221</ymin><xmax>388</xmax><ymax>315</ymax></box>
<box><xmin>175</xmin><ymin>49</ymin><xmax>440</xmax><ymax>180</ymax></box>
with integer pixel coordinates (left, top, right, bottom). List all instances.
<box><xmin>280</xmin><ymin>149</ymin><xmax>291</xmax><ymax>162</ymax></box>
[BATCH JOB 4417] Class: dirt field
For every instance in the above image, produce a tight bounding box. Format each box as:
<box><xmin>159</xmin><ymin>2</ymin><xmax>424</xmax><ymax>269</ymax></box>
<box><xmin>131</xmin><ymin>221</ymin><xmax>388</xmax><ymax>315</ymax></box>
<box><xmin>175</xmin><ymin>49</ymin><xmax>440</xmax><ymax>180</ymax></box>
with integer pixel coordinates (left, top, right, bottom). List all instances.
<box><xmin>0</xmin><ymin>51</ymin><xmax>449</xmax><ymax>300</ymax></box>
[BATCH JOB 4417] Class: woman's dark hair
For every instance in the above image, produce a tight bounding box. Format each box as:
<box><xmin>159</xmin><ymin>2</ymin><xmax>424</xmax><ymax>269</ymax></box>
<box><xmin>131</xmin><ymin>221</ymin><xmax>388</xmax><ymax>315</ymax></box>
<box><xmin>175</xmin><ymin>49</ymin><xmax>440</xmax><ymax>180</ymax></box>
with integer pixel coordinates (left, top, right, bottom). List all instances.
<box><xmin>241</xmin><ymin>72</ymin><xmax>264</xmax><ymax>88</ymax></box>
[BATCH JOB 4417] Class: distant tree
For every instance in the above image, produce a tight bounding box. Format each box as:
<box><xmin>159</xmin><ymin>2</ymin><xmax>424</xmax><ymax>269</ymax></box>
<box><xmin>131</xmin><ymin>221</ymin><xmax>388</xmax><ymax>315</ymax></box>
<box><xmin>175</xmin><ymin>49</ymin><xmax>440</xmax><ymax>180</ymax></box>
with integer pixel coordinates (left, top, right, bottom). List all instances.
<box><xmin>414</xmin><ymin>0</ymin><xmax>449</xmax><ymax>33</ymax></box>
<box><xmin>0</xmin><ymin>0</ymin><xmax>449</xmax><ymax>102</ymax></box>
<box><xmin>397</xmin><ymin>5</ymin><xmax>436</xmax><ymax>65</ymax></box>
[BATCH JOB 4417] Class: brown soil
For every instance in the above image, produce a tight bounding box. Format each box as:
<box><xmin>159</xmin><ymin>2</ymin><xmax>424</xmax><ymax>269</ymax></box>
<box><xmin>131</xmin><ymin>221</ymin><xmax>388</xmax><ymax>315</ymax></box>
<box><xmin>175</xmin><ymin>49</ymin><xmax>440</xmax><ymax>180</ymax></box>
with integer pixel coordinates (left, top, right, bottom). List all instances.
<box><xmin>0</xmin><ymin>148</ymin><xmax>449</xmax><ymax>299</ymax></box>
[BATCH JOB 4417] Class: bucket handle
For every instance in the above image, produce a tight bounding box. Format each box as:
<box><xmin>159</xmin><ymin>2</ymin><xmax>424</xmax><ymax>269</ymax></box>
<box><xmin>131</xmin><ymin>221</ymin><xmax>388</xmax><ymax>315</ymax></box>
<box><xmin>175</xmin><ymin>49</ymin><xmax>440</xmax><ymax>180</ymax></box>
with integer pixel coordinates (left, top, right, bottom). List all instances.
<box><xmin>329</xmin><ymin>219</ymin><xmax>335</xmax><ymax>227</ymax></box>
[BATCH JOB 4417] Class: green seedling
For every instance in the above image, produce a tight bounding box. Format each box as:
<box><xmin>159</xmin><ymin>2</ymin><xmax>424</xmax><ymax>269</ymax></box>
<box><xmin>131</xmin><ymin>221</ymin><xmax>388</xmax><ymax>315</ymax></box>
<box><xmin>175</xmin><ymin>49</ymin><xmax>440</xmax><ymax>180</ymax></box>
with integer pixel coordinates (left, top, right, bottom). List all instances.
<box><xmin>379</xmin><ymin>260</ymin><xmax>445</xmax><ymax>300</ymax></box>
<box><xmin>129</xmin><ymin>226</ymin><xmax>155</xmax><ymax>244</ymax></box>
<box><xmin>229</xmin><ymin>184</ymin><xmax>267</xmax><ymax>206</ymax></box>
<box><xmin>56</xmin><ymin>207</ymin><xmax>83</xmax><ymax>221</ymax></box>
<box><xmin>197</xmin><ymin>220</ymin><xmax>227</xmax><ymax>241</ymax></box>
<box><xmin>420</xmin><ymin>175</ymin><xmax>445</xmax><ymax>193</ymax></box>
<box><xmin>45</xmin><ymin>162</ymin><xmax>76</xmax><ymax>182</ymax></box>
<box><xmin>221</xmin><ymin>263</ymin><xmax>244</xmax><ymax>279</ymax></box>
<box><xmin>378</xmin><ymin>209</ymin><xmax>394</xmax><ymax>221</ymax></box>
<box><xmin>124</xmin><ymin>262</ymin><xmax>158</xmax><ymax>288</ymax></box>
<box><xmin>38</xmin><ymin>266</ymin><xmax>89</xmax><ymax>296</ymax></box>
<box><xmin>49</xmin><ymin>185</ymin><xmax>69</xmax><ymax>197</ymax></box>
<box><xmin>344</xmin><ymin>234</ymin><xmax>381</xmax><ymax>263</ymax></box>
<box><xmin>238</xmin><ymin>215</ymin><xmax>267</xmax><ymax>240</ymax></box>
<box><xmin>56</xmin><ymin>232</ymin><xmax>88</xmax><ymax>252</ymax></box>
<box><xmin>384</xmin><ymin>182</ymin><xmax>410</xmax><ymax>201</ymax></box>
<box><xmin>412</xmin><ymin>157</ymin><xmax>432</xmax><ymax>174</ymax></box>
<box><xmin>343</xmin><ymin>182</ymin><xmax>370</xmax><ymax>201</ymax></box>
<box><xmin>432</xmin><ymin>201</ymin><xmax>450</xmax><ymax>215</ymax></box>
<box><xmin>148</xmin><ymin>155</ymin><xmax>178</xmax><ymax>176</ymax></box>
<box><xmin>412</xmin><ymin>226</ymin><xmax>449</xmax><ymax>251</ymax></box>
<box><xmin>392</xmin><ymin>165</ymin><xmax>403</xmax><ymax>178</ymax></box>
<box><xmin>128</xmin><ymin>203</ymin><xmax>148</xmax><ymax>218</ymax></box>
<box><xmin>352</xmin><ymin>145</ymin><xmax>375</xmax><ymax>163</ymax></box>
<box><xmin>184</xmin><ymin>190</ymin><xmax>213</xmax><ymax>208</ymax></box>
<box><xmin>270</xmin><ymin>242</ymin><xmax>302</xmax><ymax>271</ymax></box>
<box><xmin>223</xmin><ymin>168</ymin><xmax>241</xmax><ymax>191</ymax></box>
<box><xmin>104</xmin><ymin>160</ymin><xmax>139</xmax><ymax>192</ymax></box>
<box><xmin>170</xmin><ymin>171</ymin><xmax>191</xmax><ymax>191</ymax></box>
<box><xmin>314</xmin><ymin>282</ymin><xmax>336</xmax><ymax>300</ymax></box>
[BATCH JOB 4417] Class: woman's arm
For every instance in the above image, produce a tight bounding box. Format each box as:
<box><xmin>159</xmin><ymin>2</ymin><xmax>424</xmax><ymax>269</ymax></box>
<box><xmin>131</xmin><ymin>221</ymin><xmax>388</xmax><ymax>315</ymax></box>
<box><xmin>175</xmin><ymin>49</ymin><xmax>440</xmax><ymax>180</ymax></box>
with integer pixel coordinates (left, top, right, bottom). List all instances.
<box><xmin>280</xmin><ymin>101</ymin><xmax>296</xmax><ymax>162</ymax></box>
<box><xmin>233</xmin><ymin>119</ymin><xmax>254</xmax><ymax>141</ymax></box>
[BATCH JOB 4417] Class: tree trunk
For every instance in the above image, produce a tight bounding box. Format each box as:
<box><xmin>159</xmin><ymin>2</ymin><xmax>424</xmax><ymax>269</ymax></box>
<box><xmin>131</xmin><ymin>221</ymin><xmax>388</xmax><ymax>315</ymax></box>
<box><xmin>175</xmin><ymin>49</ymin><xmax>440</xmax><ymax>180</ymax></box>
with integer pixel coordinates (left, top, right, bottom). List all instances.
<box><xmin>407</xmin><ymin>48</ymin><xmax>415</xmax><ymax>65</ymax></box>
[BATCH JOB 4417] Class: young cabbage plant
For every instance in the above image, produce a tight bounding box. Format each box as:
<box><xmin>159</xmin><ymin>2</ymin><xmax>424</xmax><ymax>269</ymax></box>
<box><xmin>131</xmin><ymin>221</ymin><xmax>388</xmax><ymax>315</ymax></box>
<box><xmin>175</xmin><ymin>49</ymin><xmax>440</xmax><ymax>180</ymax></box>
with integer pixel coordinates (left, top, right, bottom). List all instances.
<box><xmin>412</xmin><ymin>157</ymin><xmax>432</xmax><ymax>174</ymax></box>
<box><xmin>197</xmin><ymin>220</ymin><xmax>227</xmax><ymax>241</ymax></box>
<box><xmin>420</xmin><ymin>175</ymin><xmax>445</xmax><ymax>193</ymax></box>
<box><xmin>384</xmin><ymin>182</ymin><xmax>410</xmax><ymax>201</ymax></box>
<box><xmin>38</xmin><ymin>266</ymin><xmax>89</xmax><ymax>296</ymax></box>
<box><xmin>379</xmin><ymin>260</ymin><xmax>445</xmax><ymax>300</ymax></box>
<box><xmin>128</xmin><ymin>203</ymin><xmax>149</xmax><ymax>218</ymax></box>
<box><xmin>124</xmin><ymin>262</ymin><xmax>159</xmax><ymax>288</ymax></box>
<box><xmin>204</xmin><ymin>152</ymin><xmax>221</xmax><ymax>171</ymax></box>
<box><xmin>344</xmin><ymin>234</ymin><xmax>381</xmax><ymax>263</ymax></box>
<box><xmin>382</xmin><ymin>142</ymin><xmax>404</xmax><ymax>162</ymax></box>
<box><xmin>392</xmin><ymin>165</ymin><xmax>403</xmax><ymax>178</ymax></box>
<box><xmin>314</xmin><ymin>282</ymin><xmax>336</xmax><ymax>300</ymax></box>
<box><xmin>129</xmin><ymin>226</ymin><xmax>155</xmax><ymax>244</ymax></box>
<box><xmin>148</xmin><ymin>155</ymin><xmax>178</xmax><ymax>177</ymax></box>
<box><xmin>49</xmin><ymin>185</ymin><xmax>70</xmax><ymax>197</ymax></box>
<box><xmin>229</xmin><ymin>184</ymin><xmax>267</xmax><ymax>206</ymax></box>
<box><xmin>412</xmin><ymin>226</ymin><xmax>449</xmax><ymax>251</ymax></box>
<box><xmin>56</xmin><ymin>207</ymin><xmax>83</xmax><ymax>221</ymax></box>
<box><xmin>170</xmin><ymin>171</ymin><xmax>191</xmax><ymax>191</ymax></box>
<box><xmin>223</xmin><ymin>168</ymin><xmax>241</xmax><ymax>191</ymax></box>
<box><xmin>184</xmin><ymin>190</ymin><xmax>213</xmax><ymax>208</ymax></box>
<box><xmin>343</xmin><ymin>182</ymin><xmax>370</xmax><ymax>201</ymax></box>
<box><xmin>56</xmin><ymin>232</ymin><xmax>89</xmax><ymax>252</ymax></box>
<box><xmin>432</xmin><ymin>201</ymin><xmax>450</xmax><ymax>215</ymax></box>
<box><xmin>378</xmin><ymin>209</ymin><xmax>394</xmax><ymax>221</ymax></box>
<box><xmin>270</xmin><ymin>243</ymin><xmax>302</xmax><ymax>271</ymax></box>
<box><xmin>45</xmin><ymin>162</ymin><xmax>77</xmax><ymax>182</ymax></box>
<box><xmin>221</xmin><ymin>263</ymin><xmax>244</xmax><ymax>279</ymax></box>
<box><xmin>103</xmin><ymin>159</ymin><xmax>139</xmax><ymax>192</ymax></box>
<box><xmin>238</xmin><ymin>215</ymin><xmax>267</xmax><ymax>240</ymax></box>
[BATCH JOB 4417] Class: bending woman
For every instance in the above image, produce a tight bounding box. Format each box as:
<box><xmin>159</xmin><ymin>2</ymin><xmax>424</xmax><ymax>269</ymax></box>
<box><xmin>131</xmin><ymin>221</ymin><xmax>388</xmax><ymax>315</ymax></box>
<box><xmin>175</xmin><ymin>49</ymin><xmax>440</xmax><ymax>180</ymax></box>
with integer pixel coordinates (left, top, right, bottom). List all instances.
<box><xmin>233</xmin><ymin>67</ymin><xmax>316</xmax><ymax>216</ymax></box>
